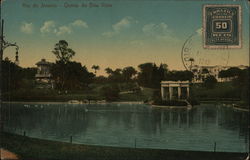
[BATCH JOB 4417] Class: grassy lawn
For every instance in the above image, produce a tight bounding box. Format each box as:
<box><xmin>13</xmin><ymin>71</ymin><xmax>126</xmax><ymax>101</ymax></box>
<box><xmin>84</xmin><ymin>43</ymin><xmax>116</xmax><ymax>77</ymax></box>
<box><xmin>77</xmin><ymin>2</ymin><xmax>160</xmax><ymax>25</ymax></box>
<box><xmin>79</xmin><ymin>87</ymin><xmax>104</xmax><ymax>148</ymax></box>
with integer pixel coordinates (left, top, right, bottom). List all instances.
<box><xmin>2</xmin><ymin>83</ymin><xmax>156</xmax><ymax>102</ymax></box>
<box><xmin>1</xmin><ymin>132</ymin><xmax>247</xmax><ymax>160</ymax></box>
<box><xmin>191</xmin><ymin>82</ymin><xmax>241</xmax><ymax>101</ymax></box>
<box><xmin>119</xmin><ymin>87</ymin><xmax>156</xmax><ymax>102</ymax></box>
<box><xmin>2</xmin><ymin>82</ymin><xmax>245</xmax><ymax>103</ymax></box>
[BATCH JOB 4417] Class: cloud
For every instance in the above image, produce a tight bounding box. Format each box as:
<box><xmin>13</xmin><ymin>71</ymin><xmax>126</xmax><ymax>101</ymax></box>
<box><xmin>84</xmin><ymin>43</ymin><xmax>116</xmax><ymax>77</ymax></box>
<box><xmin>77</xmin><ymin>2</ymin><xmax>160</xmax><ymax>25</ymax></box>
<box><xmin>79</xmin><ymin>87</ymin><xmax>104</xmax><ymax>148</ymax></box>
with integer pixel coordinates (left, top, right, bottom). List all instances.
<box><xmin>55</xmin><ymin>26</ymin><xmax>72</xmax><ymax>36</ymax></box>
<box><xmin>102</xmin><ymin>16</ymin><xmax>137</xmax><ymax>37</ymax></box>
<box><xmin>70</xmin><ymin>20</ymin><xmax>88</xmax><ymax>28</ymax></box>
<box><xmin>143</xmin><ymin>23</ymin><xmax>171</xmax><ymax>37</ymax></box>
<box><xmin>40</xmin><ymin>20</ymin><xmax>56</xmax><ymax>34</ymax></box>
<box><xmin>20</xmin><ymin>22</ymin><xmax>34</xmax><ymax>34</ymax></box>
<box><xmin>40</xmin><ymin>19</ymin><xmax>88</xmax><ymax>36</ymax></box>
<box><xmin>113</xmin><ymin>16</ymin><xmax>136</xmax><ymax>32</ymax></box>
<box><xmin>142</xmin><ymin>22</ymin><xmax>177</xmax><ymax>42</ymax></box>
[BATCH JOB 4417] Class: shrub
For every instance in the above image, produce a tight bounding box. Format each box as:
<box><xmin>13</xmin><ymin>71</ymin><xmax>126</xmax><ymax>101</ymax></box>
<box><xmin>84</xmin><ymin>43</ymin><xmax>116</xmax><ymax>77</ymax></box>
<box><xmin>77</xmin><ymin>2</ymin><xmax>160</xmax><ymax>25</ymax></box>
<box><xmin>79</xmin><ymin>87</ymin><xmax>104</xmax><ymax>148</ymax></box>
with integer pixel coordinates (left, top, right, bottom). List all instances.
<box><xmin>100</xmin><ymin>85</ymin><xmax>120</xmax><ymax>101</ymax></box>
<box><xmin>203</xmin><ymin>75</ymin><xmax>217</xmax><ymax>89</ymax></box>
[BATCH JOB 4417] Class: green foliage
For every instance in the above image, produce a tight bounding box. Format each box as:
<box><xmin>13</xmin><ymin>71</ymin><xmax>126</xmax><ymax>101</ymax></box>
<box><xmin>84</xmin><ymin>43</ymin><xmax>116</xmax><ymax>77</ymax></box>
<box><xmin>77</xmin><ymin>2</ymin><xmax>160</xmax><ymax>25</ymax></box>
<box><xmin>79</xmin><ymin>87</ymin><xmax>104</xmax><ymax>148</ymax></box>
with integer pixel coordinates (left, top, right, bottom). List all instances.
<box><xmin>137</xmin><ymin>63</ymin><xmax>155</xmax><ymax>88</ymax></box>
<box><xmin>2</xmin><ymin>132</ymin><xmax>244</xmax><ymax>160</ymax></box>
<box><xmin>100</xmin><ymin>85</ymin><xmax>120</xmax><ymax>101</ymax></box>
<box><xmin>52</xmin><ymin>40</ymin><xmax>75</xmax><ymax>63</ymax></box>
<box><xmin>122</xmin><ymin>66</ymin><xmax>137</xmax><ymax>82</ymax></box>
<box><xmin>152</xmin><ymin>90</ymin><xmax>162</xmax><ymax>102</ymax></box>
<box><xmin>165</xmin><ymin>70</ymin><xmax>193</xmax><ymax>81</ymax></box>
<box><xmin>20</xmin><ymin>79</ymin><xmax>36</xmax><ymax>89</ymax></box>
<box><xmin>51</xmin><ymin>40</ymin><xmax>94</xmax><ymax>90</ymax></box>
<box><xmin>51</xmin><ymin>61</ymin><xmax>95</xmax><ymax>90</ymax></box>
<box><xmin>192</xmin><ymin>82</ymin><xmax>241</xmax><ymax>100</ymax></box>
<box><xmin>1</xmin><ymin>60</ymin><xmax>22</xmax><ymax>92</ymax></box>
<box><xmin>203</xmin><ymin>75</ymin><xmax>217</xmax><ymax>89</ymax></box>
<box><xmin>218</xmin><ymin>67</ymin><xmax>242</xmax><ymax>78</ymax></box>
<box><xmin>104</xmin><ymin>66</ymin><xmax>137</xmax><ymax>83</ymax></box>
<box><xmin>137</xmin><ymin>63</ymin><xmax>168</xmax><ymax>88</ymax></box>
<box><xmin>101</xmin><ymin>63</ymin><xmax>192</xmax><ymax>90</ymax></box>
<box><xmin>217</xmin><ymin>67</ymin><xmax>249</xmax><ymax>104</ymax></box>
<box><xmin>21</xmin><ymin>67</ymin><xmax>37</xmax><ymax>80</ymax></box>
<box><xmin>232</xmin><ymin>67</ymin><xmax>249</xmax><ymax>104</ymax></box>
<box><xmin>105</xmin><ymin>68</ymin><xmax>123</xmax><ymax>82</ymax></box>
<box><xmin>93</xmin><ymin>76</ymin><xmax>108</xmax><ymax>83</ymax></box>
<box><xmin>202</xmin><ymin>68</ymin><xmax>209</xmax><ymax>74</ymax></box>
<box><xmin>91</xmin><ymin>65</ymin><xmax>100</xmax><ymax>74</ymax></box>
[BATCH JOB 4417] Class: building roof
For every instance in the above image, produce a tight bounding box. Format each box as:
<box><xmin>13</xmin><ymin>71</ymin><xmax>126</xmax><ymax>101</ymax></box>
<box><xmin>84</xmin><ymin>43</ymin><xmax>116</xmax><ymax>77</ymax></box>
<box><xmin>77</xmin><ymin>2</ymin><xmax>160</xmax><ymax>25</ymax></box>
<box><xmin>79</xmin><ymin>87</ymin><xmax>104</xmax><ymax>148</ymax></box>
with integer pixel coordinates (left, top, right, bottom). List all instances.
<box><xmin>36</xmin><ymin>59</ymin><xmax>52</xmax><ymax>66</ymax></box>
<box><xmin>161</xmin><ymin>81</ymin><xmax>190</xmax><ymax>84</ymax></box>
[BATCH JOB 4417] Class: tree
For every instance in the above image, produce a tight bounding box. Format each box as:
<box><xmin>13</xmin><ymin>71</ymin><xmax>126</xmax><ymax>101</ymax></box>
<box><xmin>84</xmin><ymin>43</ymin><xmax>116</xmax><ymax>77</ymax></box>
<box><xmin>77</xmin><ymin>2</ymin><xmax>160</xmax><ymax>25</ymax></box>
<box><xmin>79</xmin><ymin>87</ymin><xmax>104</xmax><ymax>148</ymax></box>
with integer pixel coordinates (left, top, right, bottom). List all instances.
<box><xmin>101</xmin><ymin>85</ymin><xmax>120</xmax><ymax>101</ymax></box>
<box><xmin>110</xmin><ymin>68</ymin><xmax>123</xmax><ymax>82</ymax></box>
<box><xmin>52</xmin><ymin>40</ymin><xmax>75</xmax><ymax>63</ymax></box>
<box><xmin>1</xmin><ymin>59</ymin><xmax>22</xmax><ymax>92</ymax></box>
<box><xmin>192</xmin><ymin>69</ymin><xmax>198</xmax><ymax>74</ymax></box>
<box><xmin>202</xmin><ymin>68</ymin><xmax>209</xmax><ymax>74</ymax></box>
<box><xmin>92</xmin><ymin>65</ymin><xmax>100</xmax><ymax>74</ymax></box>
<box><xmin>51</xmin><ymin>61</ymin><xmax>95</xmax><ymax>90</ymax></box>
<box><xmin>165</xmin><ymin>70</ymin><xmax>193</xmax><ymax>81</ymax></box>
<box><xmin>122</xmin><ymin>66</ymin><xmax>137</xmax><ymax>82</ymax></box>
<box><xmin>219</xmin><ymin>67</ymin><xmax>242</xmax><ymax>79</ymax></box>
<box><xmin>137</xmin><ymin>63</ymin><xmax>169</xmax><ymax>88</ymax></box>
<box><xmin>51</xmin><ymin>40</ymin><xmax>80</xmax><ymax>90</ymax></box>
<box><xmin>226</xmin><ymin>67</ymin><xmax>242</xmax><ymax>77</ymax></box>
<box><xmin>232</xmin><ymin>68</ymin><xmax>249</xmax><ymax>104</ymax></box>
<box><xmin>137</xmin><ymin>63</ymin><xmax>154</xmax><ymax>87</ymax></box>
<box><xmin>218</xmin><ymin>70</ymin><xmax>227</xmax><ymax>78</ymax></box>
<box><xmin>203</xmin><ymin>75</ymin><xmax>217</xmax><ymax>89</ymax></box>
<box><xmin>189</xmin><ymin>58</ymin><xmax>194</xmax><ymax>70</ymax></box>
<box><xmin>93</xmin><ymin>76</ymin><xmax>108</xmax><ymax>84</ymax></box>
<box><xmin>157</xmin><ymin>63</ymin><xmax>168</xmax><ymax>82</ymax></box>
<box><xmin>105</xmin><ymin>67</ymin><xmax>124</xmax><ymax>83</ymax></box>
<box><xmin>105</xmin><ymin>67</ymin><xmax>113</xmax><ymax>76</ymax></box>
<box><xmin>21</xmin><ymin>67</ymin><xmax>37</xmax><ymax>80</ymax></box>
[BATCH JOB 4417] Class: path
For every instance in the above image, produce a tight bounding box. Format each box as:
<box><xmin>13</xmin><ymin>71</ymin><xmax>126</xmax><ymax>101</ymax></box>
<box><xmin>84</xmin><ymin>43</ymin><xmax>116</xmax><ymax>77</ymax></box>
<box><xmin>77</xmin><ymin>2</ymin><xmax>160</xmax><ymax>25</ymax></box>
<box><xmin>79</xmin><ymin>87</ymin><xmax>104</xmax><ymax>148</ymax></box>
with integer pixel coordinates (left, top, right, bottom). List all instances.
<box><xmin>0</xmin><ymin>148</ymin><xmax>19</xmax><ymax>160</ymax></box>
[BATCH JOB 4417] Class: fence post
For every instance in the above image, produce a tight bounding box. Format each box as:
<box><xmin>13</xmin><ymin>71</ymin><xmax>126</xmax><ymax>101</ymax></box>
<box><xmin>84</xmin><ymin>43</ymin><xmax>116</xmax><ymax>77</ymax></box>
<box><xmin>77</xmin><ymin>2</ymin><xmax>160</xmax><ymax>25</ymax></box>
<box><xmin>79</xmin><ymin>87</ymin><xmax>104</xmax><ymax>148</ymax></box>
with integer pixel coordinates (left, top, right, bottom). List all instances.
<box><xmin>214</xmin><ymin>142</ymin><xmax>216</xmax><ymax>152</ymax></box>
<box><xmin>23</xmin><ymin>131</ymin><xmax>26</xmax><ymax>136</ymax></box>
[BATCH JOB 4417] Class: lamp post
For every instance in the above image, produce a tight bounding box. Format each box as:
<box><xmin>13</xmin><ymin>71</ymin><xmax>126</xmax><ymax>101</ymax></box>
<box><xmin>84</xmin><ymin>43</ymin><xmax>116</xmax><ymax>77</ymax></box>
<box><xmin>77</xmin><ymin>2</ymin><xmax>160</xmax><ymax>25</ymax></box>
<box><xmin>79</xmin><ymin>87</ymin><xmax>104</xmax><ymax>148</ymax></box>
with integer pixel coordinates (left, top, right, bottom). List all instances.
<box><xmin>0</xmin><ymin>0</ymin><xmax>19</xmax><ymax>132</ymax></box>
<box><xmin>0</xmin><ymin>2</ymin><xmax>19</xmax><ymax>101</ymax></box>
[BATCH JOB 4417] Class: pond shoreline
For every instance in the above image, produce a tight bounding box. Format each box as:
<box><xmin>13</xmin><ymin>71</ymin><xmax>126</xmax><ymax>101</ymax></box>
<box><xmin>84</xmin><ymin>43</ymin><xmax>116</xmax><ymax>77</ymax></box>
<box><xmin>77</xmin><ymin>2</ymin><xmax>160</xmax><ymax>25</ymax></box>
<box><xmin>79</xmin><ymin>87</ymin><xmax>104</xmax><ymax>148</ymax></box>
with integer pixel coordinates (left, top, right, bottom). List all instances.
<box><xmin>2</xmin><ymin>101</ymin><xmax>145</xmax><ymax>105</ymax></box>
<box><xmin>233</xmin><ymin>105</ymin><xmax>250</xmax><ymax>112</ymax></box>
<box><xmin>1</xmin><ymin>132</ymin><xmax>247</xmax><ymax>160</ymax></box>
<box><xmin>3</xmin><ymin>101</ymin><xmax>248</xmax><ymax>111</ymax></box>
<box><xmin>2</xmin><ymin>100</ymin><xmax>240</xmax><ymax>104</ymax></box>
<box><xmin>151</xmin><ymin>104</ymin><xmax>192</xmax><ymax>109</ymax></box>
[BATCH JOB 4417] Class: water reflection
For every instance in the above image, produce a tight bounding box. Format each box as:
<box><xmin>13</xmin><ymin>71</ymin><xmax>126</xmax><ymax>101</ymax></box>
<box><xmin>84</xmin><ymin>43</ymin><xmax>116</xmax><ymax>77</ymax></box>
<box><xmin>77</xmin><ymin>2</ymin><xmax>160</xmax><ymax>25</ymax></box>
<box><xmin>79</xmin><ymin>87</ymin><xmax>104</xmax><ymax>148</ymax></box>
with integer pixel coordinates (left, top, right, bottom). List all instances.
<box><xmin>1</xmin><ymin>103</ymin><xmax>249</xmax><ymax>152</ymax></box>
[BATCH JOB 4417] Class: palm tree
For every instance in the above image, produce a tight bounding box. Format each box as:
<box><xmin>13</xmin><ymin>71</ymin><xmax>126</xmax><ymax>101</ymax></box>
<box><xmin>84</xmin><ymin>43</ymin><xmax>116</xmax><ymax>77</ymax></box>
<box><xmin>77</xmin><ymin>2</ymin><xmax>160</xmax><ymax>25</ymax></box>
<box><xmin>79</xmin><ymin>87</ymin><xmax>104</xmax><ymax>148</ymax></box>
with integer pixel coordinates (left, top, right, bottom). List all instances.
<box><xmin>105</xmin><ymin>67</ymin><xmax>113</xmax><ymax>74</ymax></box>
<box><xmin>189</xmin><ymin>58</ymin><xmax>194</xmax><ymax>70</ymax></box>
<box><xmin>92</xmin><ymin>65</ymin><xmax>100</xmax><ymax>74</ymax></box>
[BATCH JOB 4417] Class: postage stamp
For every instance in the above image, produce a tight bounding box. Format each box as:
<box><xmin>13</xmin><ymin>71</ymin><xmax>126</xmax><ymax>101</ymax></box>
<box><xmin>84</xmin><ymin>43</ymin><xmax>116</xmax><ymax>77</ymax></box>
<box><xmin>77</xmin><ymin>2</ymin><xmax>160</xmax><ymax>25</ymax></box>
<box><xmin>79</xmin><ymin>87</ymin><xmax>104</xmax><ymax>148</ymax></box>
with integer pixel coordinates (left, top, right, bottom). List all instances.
<box><xmin>203</xmin><ymin>5</ymin><xmax>242</xmax><ymax>49</ymax></box>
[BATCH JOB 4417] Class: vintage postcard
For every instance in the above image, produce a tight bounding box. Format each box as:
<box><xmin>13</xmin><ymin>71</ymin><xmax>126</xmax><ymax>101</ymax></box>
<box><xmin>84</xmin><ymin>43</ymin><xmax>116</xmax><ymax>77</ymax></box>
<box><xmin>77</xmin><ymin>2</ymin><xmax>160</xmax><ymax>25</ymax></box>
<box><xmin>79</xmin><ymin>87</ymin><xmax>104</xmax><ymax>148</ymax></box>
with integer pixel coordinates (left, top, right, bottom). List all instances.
<box><xmin>0</xmin><ymin>0</ymin><xmax>249</xmax><ymax>160</ymax></box>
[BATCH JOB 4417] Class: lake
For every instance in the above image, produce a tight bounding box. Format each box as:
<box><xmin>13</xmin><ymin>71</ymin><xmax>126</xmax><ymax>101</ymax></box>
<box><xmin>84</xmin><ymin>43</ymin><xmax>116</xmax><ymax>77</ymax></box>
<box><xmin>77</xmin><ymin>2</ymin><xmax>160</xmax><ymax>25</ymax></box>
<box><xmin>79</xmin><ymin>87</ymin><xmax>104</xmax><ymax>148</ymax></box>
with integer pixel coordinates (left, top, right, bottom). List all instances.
<box><xmin>1</xmin><ymin>102</ymin><xmax>249</xmax><ymax>153</ymax></box>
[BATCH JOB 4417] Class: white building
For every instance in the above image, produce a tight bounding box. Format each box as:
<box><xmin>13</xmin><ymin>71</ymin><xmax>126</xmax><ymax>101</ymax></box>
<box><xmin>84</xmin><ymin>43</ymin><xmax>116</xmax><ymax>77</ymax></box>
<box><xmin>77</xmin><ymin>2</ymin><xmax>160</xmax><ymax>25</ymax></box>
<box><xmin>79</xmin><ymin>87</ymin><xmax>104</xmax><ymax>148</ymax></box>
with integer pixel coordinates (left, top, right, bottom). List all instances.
<box><xmin>192</xmin><ymin>65</ymin><xmax>248</xmax><ymax>83</ymax></box>
<box><xmin>161</xmin><ymin>81</ymin><xmax>190</xmax><ymax>100</ymax></box>
<box><xmin>35</xmin><ymin>59</ymin><xmax>53</xmax><ymax>88</ymax></box>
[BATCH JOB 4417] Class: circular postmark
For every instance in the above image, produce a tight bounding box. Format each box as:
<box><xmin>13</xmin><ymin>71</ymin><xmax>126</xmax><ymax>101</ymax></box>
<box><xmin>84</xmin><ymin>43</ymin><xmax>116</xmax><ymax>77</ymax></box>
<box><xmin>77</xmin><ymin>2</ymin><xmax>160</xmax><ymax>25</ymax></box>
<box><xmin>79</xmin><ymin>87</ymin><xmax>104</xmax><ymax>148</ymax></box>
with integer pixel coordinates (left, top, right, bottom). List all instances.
<box><xmin>181</xmin><ymin>31</ymin><xmax>230</xmax><ymax>72</ymax></box>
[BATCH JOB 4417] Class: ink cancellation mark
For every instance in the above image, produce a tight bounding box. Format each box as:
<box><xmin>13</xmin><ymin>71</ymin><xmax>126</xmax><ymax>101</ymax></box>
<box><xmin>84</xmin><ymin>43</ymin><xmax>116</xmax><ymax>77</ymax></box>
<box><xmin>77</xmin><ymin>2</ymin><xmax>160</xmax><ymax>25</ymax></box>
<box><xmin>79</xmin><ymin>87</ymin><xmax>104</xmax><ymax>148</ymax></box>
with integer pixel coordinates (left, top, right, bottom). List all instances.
<box><xmin>203</xmin><ymin>5</ymin><xmax>242</xmax><ymax>49</ymax></box>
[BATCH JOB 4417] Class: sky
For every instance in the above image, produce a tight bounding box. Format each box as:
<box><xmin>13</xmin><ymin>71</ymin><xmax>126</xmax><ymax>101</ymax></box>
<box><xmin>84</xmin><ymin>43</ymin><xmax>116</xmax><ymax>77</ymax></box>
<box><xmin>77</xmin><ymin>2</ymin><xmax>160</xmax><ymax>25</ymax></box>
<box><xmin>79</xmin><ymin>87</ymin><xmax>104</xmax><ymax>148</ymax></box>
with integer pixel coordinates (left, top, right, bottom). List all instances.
<box><xmin>1</xmin><ymin>0</ymin><xmax>249</xmax><ymax>75</ymax></box>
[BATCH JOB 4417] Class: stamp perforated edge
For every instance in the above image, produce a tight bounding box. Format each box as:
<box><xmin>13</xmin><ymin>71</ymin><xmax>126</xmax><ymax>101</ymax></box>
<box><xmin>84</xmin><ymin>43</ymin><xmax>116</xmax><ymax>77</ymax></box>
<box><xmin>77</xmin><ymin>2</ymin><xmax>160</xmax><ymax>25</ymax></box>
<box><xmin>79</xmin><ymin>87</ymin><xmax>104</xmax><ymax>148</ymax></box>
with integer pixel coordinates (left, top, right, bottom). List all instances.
<box><xmin>202</xmin><ymin>4</ymin><xmax>242</xmax><ymax>49</ymax></box>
